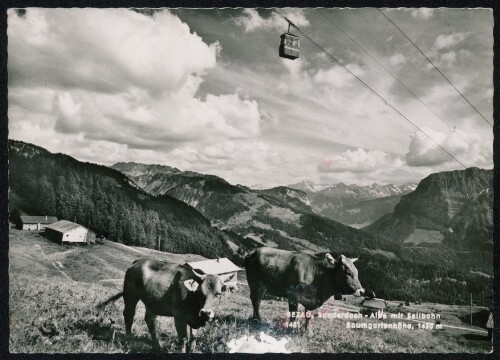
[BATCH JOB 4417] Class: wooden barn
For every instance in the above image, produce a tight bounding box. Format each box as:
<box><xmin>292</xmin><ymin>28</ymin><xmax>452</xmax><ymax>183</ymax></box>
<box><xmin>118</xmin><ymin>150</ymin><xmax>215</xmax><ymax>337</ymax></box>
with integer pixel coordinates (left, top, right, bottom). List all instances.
<box><xmin>360</xmin><ymin>298</ymin><xmax>387</xmax><ymax>316</ymax></box>
<box><xmin>19</xmin><ymin>216</ymin><xmax>58</xmax><ymax>231</ymax></box>
<box><xmin>185</xmin><ymin>258</ymin><xmax>243</xmax><ymax>286</ymax></box>
<box><xmin>44</xmin><ymin>220</ymin><xmax>96</xmax><ymax>245</ymax></box>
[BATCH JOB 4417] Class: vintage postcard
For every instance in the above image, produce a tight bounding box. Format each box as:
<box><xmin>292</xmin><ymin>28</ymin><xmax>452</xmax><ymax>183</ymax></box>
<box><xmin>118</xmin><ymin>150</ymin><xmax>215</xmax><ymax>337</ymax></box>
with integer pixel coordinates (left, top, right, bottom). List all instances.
<box><xmin>7</xmin><ymin>6</ymin><xmax>494</xmax><ymax>353</ymax></box>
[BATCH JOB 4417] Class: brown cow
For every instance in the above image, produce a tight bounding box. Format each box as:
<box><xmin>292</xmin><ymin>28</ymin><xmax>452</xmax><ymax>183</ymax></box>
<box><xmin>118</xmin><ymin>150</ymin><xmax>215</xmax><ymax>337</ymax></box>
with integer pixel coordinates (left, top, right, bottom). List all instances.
<box><xmin>97</xmin><ymin>258</ymin><xmax>237</xmax><ymax>352</ymax></box>
<box><xmin>244</xmin><ymin>248</ymin><xmax>365</xmax><ymax>324</ymax></box>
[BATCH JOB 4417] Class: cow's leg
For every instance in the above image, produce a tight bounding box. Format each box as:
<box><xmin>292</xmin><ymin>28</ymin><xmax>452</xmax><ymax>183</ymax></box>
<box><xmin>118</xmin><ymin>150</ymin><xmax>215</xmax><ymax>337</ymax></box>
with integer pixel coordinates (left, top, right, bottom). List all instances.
<box><xmin>145</xmin><ymin>307</ymin><xmax>161</xmax><ymax>351</ymax></box>
<box><xmin>304</xmin><ymin>306</ymin><xmax>312</xmax><ymax>330</ymax></box>
<box><xmin>288</xmin><ymin>300</ymin><xmax>299</xmax><ymax>325</ymax></box>
<box><xmin>287</xmin><ymin>285</ymin><xmax>300</xmax><ymax>327</ymax></box>
<box><xmin>122</xmin><ymin>294</ymin><xmax>139</xmax><ymax>336</ymax></box>
<box><xmin>174</xmin><ymin>317</ymin><xmax>189</xmax><ymax>353</ymax></box>
<box><xmin>249</xmin><ymin>283</ymin><xmax>266</xmax><ymax>321</ymax></box>
<box><xmin>188</xmin><ymin>327</ymin><xmax>198</xmax><ymax>353</ymax></box>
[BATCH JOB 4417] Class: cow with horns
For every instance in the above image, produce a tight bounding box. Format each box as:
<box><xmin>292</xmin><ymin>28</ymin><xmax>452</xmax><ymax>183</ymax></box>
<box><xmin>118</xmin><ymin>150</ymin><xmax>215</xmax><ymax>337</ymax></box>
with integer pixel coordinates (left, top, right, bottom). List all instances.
<box><xmin>97</xmin><ymin>258</ymin><xmax>237</xmax><ymax>352</ymax></box>
<box><xmin>244</xmin><ymin>247</ymin><xmax>366</xmax><ymax>326</ymax></box>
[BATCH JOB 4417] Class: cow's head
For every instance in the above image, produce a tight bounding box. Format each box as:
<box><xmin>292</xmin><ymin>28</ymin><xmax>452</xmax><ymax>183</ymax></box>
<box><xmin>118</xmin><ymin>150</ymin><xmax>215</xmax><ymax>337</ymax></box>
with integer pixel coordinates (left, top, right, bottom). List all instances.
<box><xmin>326</xmin><ymin>253</ymin><xmax>365</xmax><ymax>297</ymax></box>
<box><xmin>184</xmin><ymin>270</ymin><xmax>237</xmax><ymax>324</ymax></box>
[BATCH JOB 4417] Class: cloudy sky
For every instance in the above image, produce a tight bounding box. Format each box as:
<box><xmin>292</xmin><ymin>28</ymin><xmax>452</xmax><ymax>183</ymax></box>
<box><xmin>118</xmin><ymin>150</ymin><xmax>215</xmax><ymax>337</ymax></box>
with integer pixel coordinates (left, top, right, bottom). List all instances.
<box><xmin>8</xmin><ymin>7</ymin><xmax>493</xmax><ymax>187</ymax></box>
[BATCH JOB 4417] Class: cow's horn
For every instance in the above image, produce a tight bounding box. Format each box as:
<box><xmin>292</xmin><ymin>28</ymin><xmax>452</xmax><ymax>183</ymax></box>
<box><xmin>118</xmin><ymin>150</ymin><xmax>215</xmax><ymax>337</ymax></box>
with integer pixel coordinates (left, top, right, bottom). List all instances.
<box><xmin>220</xmin><ymin>272</ymin><xmax>236</xmax><ymax>283</ymax></box>
<box><xmin>326</xmin><ymin>253</ymin><xmax>336</xmax><ymax>264</ymax></box>
<box><xmin>192</xmin><ymin>269</ymin><xmax>207</xmax><ymax>280</ymax></box>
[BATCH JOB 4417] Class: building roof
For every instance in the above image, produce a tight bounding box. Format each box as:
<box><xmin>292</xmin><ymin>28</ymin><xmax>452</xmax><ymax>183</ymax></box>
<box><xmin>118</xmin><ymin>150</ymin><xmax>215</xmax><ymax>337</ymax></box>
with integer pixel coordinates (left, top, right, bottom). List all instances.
<box><xmin>20</xmin><ymin>216</ymin><xmax>58</xmax><ymax>224</ymax></box>
<box><xmin>186</xmin><ymin>258</ymin><xmax>243</xmax><ymax>275</ymax></box>
<box><xmin>361</xmin><ymin>298</ymin><xmax>387</xmax><ymax>309</ymax></box>
<box><xmin>44</xmin><ymin>220</ymin><xmax>84</xmax><ymax>234</ymax></box>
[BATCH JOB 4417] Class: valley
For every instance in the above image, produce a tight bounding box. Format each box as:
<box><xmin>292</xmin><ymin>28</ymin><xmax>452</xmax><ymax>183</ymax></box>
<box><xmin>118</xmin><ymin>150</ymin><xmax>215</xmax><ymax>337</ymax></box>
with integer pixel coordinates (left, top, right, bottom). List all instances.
<box><xmin>8</xmin><ymin>140</ymin><xmax>493</xmax><ymax>313</ymax></box>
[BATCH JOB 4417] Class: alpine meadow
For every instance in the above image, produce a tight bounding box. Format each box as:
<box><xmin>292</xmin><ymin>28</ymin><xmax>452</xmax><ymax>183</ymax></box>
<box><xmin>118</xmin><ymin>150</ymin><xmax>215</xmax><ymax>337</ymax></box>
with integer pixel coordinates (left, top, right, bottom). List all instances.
<box><xmin>7</xmin><ymin>6</ymin><xmax>494</xmax><ymax>354</ymax></box>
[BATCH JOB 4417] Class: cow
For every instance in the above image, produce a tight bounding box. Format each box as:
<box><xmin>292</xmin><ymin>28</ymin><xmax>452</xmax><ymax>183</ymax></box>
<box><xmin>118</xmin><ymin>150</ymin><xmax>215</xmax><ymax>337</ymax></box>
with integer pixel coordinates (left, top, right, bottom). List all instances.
<box><xmin>96</xmin><ymin>258</ymin><xmax>237</xmax><ymax>352</ymax></box>
<box><xmin>244</xmin><ymin>247</ymin><xmax>365</xmax><ymax>326</ymax></box>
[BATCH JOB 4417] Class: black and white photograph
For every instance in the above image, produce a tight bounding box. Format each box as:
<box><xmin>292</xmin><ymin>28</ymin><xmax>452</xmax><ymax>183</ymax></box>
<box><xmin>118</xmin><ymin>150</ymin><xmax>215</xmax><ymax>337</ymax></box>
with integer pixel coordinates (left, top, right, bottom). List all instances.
<box><xmin>5</xmin><ymin>5</ymin><xmax>494</xmax><ymax>354</ymax></box>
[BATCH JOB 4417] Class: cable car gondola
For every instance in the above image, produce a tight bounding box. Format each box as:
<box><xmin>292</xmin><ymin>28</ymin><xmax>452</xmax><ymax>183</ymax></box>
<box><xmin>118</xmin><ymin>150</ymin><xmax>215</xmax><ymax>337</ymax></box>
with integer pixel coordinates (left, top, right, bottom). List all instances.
<box><xmin>279</xmin><ymin>19</ymin><xmax>299</xmax><ymax>60</ymax></box>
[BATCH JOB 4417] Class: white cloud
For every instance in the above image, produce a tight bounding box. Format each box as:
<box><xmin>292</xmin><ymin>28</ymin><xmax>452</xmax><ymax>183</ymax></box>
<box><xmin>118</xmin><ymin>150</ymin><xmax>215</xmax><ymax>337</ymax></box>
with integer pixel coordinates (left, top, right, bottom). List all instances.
<box><xmin>7</xmin><ymin>8</ymin><xmax>494</xmax><ymax>188</ymax></box>
<box><xmin>167</xmin><ymin>140</ymin><xmax>287</xmax><ymax>185</ymax></box>
<box><xmin>439</xmin><ymin>51</ymin><xmax>457</xmax><ymax>66</ymax></box>
<box><xmin>8</xmin><ymin>9</ymin><xmax>218</xmax><ymax>94</ymax></box>
<box><xmin>410</xmin><ymin>8</ymin><xmax>435</xmax><ymax>20</ymax></box>
<box><xmin>419</xmin><ymin>80</ymin><xmax>471</xmax><ymax>119</ymax></box>
<box><xmin>313</xmin><ymin>63</ymin><xmax>365</xmax><ymax>89</ymax></box>
<box><xmin>282</xmin><ymin>57</ymin><xmax>307</xmax><ymax>78</ymax></box>
<box><xmin>204</xmin><ymin>94</ymin><xmax>261</xmax><ymax>138</ymax></box>
<box><xmin>317</xmin><ymin>148</ymin><xmax>395</xmax><ymax>173</ymax></box>
<box><xmin>426</xmin><ymin>32</ymin><xmax>472</xmax><ymax>69</ymax></box>
<box><xmin>405</xmin><ymin>128</ymin><xmax>492</xmax><ymax>167</ymax></box>
<box><xmin>8</xmin><ymin>8</ymin><xmax>263</xmax><ymax>150</ymax></box>
<box><xmin>388</xmin><ymin>53</ymin><xmax>406</xmax><ymax>67</ymax></box>
<box><xmin>234</xmin><ymin>9</ymin><xmax>309</xmax><ymax>33</ymax></box>
<box><xmin>434</xmin><ymin>32</ymin><xmax>467</xmax><ymax>50</ymax></box>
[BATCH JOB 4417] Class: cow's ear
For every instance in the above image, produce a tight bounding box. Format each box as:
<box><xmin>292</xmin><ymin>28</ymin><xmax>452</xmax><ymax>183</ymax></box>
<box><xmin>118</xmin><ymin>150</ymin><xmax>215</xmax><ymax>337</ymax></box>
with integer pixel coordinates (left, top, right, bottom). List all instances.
<box><xmin>351</xmin><ymin>257</ymin><xmax>359</xmax><ymax>263</ymax></box>
<box><xmin>184</xmin><ymin>279</ymin><xmax>200</xmax><ymax>292</ymax></box>
<box><xmin>326</xmin><ymin>253</ymin><xmax>336</xmax><ymax>265</ymax></box>
<box><xmin>222</xmin><ymin>283</ymin><xmax>238</xmax><ymax>293</ymax></box>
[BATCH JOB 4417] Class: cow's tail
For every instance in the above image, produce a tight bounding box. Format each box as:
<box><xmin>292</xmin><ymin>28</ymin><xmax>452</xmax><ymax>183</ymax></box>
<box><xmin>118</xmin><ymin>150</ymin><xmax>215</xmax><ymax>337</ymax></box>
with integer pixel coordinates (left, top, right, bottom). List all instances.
<box><xmin>96</xmin><ymin>292</ymin><xmax>123</xmax><ymax>310</ymax></box>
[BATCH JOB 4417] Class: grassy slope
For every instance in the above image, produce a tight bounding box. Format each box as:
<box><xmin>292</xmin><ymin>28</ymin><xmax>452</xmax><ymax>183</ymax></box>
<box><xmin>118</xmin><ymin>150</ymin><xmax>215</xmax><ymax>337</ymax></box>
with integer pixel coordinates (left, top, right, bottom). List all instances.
<box><xmin>9</xmin><ymin>228</ymin><xmax>491</xmax><ymax>353</ymax></box>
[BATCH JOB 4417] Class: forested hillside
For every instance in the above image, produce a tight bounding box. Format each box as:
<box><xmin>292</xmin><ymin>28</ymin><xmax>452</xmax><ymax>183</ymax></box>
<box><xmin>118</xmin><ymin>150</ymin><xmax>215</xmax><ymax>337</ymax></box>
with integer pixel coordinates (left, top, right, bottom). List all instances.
<box><xmin>112</xmin><ymin>162</ymin><xmax>407</xmax><ymax>258</ymax></box>
<box><xmin>364</xmin><ymin>167</ymin><xmax>493</xmax><ymax>275</ymax></box>
<box><xmin>355</xmin><ymin>256</ymin><xmax>492</xmax><ymax>305</ymax></box>
<box><xmin>365</xmin><ymin>168</ymin><xmax>493</xmax><ymax>249</ymax></box>
<box><xmin>8</xmin><ymin>141</ymin><xmax>493</xmax><ymax>306</ymax></box>
<box><xmin>323</xmin><ymin>195</ymin><xmax>403</xmax><ymax>228</ymax></box>
<box><xmin>112</xmin><ymin>161</ymin><xmax>493</xmax><ymax>305</ymax></box>
<box><xmin>9</xmin><ymin>140</ymin><xmax>243</xmax><ymax>259</ymax></box>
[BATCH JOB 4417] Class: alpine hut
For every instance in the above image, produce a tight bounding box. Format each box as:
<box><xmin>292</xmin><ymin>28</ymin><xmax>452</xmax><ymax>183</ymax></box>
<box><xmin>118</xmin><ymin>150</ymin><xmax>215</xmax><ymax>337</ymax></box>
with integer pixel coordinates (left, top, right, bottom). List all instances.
<box><xmin>185</xmin><ymin>258</ymin><xmax>243</xmax><ymax>286</ymax></box>
<box><xmin>44</xmin><ymin>220</ymin><xmax>96</xmax><ymax>245</ymax></box>
<box><xmin>360</xmin><ymin>298</ymin><xmax>387</xmax><ymax>316</ymax></box>
<box><xmin>19</xmin><ymin>215</ymin><xmax>58</xmax><ymax>231</ymax></box>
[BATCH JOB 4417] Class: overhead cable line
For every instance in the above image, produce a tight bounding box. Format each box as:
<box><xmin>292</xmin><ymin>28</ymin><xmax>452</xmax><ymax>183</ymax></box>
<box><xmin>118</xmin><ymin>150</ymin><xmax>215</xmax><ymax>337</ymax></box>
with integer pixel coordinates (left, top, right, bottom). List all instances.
<box><xmin>377</xmin><ymin>8</ymin><xmax>493</xmax><ymax>128</ymax></box>
<box><xmin>317</xmin><ymin>10</ymin><xmax>478</xmax><ymax>159</ymax></box>
<box><xmin>273</xmin><ymin>9</ymin><xmax>468</xmax><ymax>170</ymax></box>
<box><xmin>317</xmin><ymin>9</ymin><xmax>454</xmax><ymax>132</ymax></box>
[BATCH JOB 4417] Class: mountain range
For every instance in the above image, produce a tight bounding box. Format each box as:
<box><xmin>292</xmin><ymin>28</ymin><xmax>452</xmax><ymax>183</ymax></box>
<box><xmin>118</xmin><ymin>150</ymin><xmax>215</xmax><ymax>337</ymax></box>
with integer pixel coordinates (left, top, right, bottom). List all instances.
<box><xmin>8</xmin><ymin>141</ymin><xmax>493</xmax><ymax>304</ymax></box>
<box><xmin>112</xmin><ymin>161</ymin><xmax>493</xmax><ymax>273</ymax></box>
<box><xmin>288</xmin><ymin>180</ymin><xmax>417</xmax><ymax>226</ymax></box>
<box><xmin>112</xmin><ymin>162</ymin><xmax>392</xmax><ymax>256</ymax></box>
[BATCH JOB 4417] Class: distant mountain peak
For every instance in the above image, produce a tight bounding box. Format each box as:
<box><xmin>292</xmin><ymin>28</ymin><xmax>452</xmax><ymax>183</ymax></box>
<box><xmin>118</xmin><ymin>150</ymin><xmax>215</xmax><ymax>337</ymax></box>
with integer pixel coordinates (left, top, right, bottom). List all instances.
<box><xmin>287</xmin><ymin>179</ymin><xmax>330</xmax><ymax>193</ymax></box>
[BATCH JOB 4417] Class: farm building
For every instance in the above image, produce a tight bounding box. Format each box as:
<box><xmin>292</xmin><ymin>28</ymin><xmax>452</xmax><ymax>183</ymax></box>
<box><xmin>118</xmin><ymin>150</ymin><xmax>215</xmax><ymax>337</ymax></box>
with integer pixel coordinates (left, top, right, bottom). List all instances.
<box><xmin>44</xmin><ymin>220</ymin><xmax>96</xmax><ymax>245</ymax></box>
<box><xmin>360</xmin><ymin>298</ymin><xmax>387</xmax><ymax>316</ymax></box>
<box><xmin>185</xmin><ymin>258</ymin><xmax>243</xmax><ymax>285</ymax></box>
<box><xmin>19</xmin><ymin>215</ymin><xmax>58</xmax><ymax>231</ymax></box>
